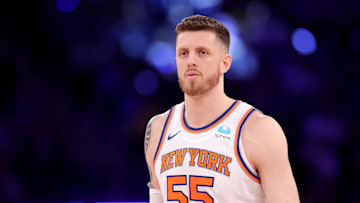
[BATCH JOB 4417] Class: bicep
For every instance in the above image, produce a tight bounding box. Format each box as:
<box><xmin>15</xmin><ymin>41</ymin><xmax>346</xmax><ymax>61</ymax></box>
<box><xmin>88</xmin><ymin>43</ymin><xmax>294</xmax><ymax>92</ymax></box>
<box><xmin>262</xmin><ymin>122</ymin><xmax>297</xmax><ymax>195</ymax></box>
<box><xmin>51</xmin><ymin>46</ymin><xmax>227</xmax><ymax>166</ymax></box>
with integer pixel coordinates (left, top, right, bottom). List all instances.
<box><xmin>249</xmin><ymin>116</ymin><xmax>299</xmax><ymax>202</ymax></box>
<box><xmin>144</xmin><ymin>112</ymin><xmax>169</xmax><ymax>190</ymax></box>
<box><xmin>258</xmin><ymin>142</ymin><xmax>299</xmax><ymax>203</ymax></box>
<box><xmin>144</xmin><ymin>116</ymin><xmax>160</xmax><ymax>189</ymax></box>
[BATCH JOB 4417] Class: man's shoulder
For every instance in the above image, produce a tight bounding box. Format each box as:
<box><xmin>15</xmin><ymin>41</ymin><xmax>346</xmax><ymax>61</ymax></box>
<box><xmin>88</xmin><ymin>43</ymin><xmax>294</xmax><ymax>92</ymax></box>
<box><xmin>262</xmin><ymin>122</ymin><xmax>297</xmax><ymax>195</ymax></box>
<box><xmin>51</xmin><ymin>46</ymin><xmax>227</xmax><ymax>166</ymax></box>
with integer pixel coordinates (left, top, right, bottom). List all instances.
<box><xmin>149</xmin><ymin>110</ymin><xmax>171</xmax><ymax>134</ymax></box>
<box><xmin>243</xmin><ymin>110</ymin><xmax>282</xmax><ymax>134</ymax></box>
<box><xmin>149</xmin><ymin>102</ymin><xmax>182</xmax><ymax>131</ymax></box>
<box><xmin>144</xmin><ymin>109</ymin><xmax>171</xmax><ymax>159</ymax></box>
<box><xmin>241</xmin><ymin>110</ymin><xmax>287</xmax><ymax>150</ymax></box>
<box><xmin>241</xmin><ymin>110</ymin><xmax>288</xmax><ymax>170</ymax></box>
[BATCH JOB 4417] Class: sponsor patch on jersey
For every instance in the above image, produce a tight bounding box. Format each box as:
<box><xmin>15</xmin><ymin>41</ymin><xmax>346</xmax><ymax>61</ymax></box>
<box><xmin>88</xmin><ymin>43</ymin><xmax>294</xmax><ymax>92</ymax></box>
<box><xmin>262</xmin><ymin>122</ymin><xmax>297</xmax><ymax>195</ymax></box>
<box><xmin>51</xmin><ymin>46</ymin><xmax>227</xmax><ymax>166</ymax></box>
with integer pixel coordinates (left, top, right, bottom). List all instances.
<box><xmin>214</xmin><ymin>125</ymin><xmax>231</xmax><ymax>140</ymax></box>
<box><xmin>218</xmin><ymin>125</ymin><xmax>230</xmax><ymax>134</ymax></box>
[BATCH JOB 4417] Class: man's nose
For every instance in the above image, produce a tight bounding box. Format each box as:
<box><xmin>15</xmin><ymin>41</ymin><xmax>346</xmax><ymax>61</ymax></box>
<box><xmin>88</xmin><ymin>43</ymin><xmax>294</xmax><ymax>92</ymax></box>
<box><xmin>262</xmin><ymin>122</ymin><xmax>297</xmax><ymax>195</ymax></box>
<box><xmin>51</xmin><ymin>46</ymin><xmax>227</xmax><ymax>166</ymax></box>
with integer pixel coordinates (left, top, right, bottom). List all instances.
<box><xmin>187</xmin><ymin>52</ymin><xmax>197</xmax><ymax>67</ymax></box>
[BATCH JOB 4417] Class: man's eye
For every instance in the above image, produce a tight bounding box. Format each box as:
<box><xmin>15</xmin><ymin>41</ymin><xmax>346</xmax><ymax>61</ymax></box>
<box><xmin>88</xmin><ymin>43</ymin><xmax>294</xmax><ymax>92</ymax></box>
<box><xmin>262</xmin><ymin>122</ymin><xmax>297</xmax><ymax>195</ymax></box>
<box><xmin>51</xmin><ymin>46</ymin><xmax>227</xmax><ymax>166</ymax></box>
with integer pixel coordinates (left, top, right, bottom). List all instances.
<box><xmin>180</xmin><ymin>52</ymin><xmax>187</xmax><ymax>56</ymax></box>
<box><xmin>200</xmin><ymin>51</ymin><xmax>207</xmax><ymax>55</ymax></box>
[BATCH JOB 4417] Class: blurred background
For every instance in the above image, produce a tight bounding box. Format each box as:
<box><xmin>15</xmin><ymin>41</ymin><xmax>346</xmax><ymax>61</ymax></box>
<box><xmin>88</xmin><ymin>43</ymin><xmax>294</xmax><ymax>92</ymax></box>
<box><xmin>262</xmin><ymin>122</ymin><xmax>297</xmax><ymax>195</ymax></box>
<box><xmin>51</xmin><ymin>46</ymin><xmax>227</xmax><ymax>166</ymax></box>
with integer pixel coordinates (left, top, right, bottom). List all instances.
<box><xmin>1</xmin><ymin>0</ymin><xmax>360</xmax><ymax>202</ymax></box>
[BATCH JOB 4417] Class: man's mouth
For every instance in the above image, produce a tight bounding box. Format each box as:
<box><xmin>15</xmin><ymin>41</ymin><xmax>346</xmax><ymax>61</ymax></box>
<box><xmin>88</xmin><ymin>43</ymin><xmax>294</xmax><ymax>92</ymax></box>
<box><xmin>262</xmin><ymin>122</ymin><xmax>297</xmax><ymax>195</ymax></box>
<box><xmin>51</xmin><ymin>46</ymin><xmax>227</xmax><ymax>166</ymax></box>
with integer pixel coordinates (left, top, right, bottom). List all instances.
<box><xmin>186</xmin><ymin>71</ymin><xmax>200</xmax><ymax>79</ymax></box>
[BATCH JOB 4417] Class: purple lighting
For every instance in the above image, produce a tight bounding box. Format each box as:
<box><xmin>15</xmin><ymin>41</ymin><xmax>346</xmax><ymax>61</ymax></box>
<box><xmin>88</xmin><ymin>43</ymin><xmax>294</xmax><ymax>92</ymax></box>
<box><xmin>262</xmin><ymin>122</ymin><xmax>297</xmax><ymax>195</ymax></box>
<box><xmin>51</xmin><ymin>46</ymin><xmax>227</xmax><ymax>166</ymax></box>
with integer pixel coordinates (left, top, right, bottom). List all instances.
<box><xmin>134</xmin><ymin>70</ymin><xmax>160</xmax><ymax>96</ymax></box>
<box><xmin>291</xmin><ymin>27</ymin><xmax>317</xmax><ymax>55</ymax></box>
<box><xmin>120</xmin><ymin>28</ymin><xmax>148</xmax><ymax>59</ymax></box>
<box><xmin>146</xmin><ymin>41</ymin><xmax>176</xmax><ymax>74</ymax></box>
<box><xmin>190</xmin><ymin>0</ymin><xmax>223</xmax><ymax>10</ymax></box>
<box><xmin>56</xmin><ymin>0</ymin><xmax>79</xmax><ymax>13</ymax></box>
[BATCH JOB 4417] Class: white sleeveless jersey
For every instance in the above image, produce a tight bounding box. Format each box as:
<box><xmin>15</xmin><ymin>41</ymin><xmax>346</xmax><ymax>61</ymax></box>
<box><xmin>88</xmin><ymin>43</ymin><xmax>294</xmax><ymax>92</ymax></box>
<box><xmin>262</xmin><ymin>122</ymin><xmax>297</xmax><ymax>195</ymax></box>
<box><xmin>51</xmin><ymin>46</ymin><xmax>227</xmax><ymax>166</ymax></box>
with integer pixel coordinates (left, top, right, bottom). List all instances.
<box><xmin>153</xmin><ymin>100</ymin><xmax>266</xmax><ymax>203</ymax></box>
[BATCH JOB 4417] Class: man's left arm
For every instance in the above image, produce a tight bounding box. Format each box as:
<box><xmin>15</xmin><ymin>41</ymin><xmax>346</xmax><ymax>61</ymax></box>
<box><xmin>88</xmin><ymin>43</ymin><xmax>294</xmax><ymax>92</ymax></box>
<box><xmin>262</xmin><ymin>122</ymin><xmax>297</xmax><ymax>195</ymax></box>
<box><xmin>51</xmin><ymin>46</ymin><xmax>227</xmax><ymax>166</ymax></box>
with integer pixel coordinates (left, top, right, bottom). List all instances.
<box><xmin>245</xmin><ymin>113</ymin><xmax>300</xmax><ymax>203</ymax></box>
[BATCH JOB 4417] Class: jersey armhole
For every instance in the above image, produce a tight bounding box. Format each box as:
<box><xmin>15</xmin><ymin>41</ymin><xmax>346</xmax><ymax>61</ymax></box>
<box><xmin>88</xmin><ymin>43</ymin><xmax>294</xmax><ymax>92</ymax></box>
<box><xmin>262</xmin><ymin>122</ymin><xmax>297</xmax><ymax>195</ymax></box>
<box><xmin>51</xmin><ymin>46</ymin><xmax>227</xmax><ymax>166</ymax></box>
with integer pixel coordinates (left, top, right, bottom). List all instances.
<box><xmin>153</xmin><ymin>106</ymin><xmax>175</xmax><ymax>164</ymax></box>
<box><xmin>234</xmin><ymin>107</ymin><xmax>261</xmax><ymax>183</ymax></box>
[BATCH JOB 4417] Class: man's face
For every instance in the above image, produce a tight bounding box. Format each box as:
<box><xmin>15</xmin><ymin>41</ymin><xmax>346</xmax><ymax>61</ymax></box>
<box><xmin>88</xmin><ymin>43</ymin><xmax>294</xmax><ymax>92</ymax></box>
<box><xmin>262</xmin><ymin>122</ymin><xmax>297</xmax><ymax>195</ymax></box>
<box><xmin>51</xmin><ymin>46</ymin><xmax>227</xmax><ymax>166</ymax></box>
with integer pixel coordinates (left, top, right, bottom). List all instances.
<box><xmin>176</xmin><ymin>31</ymin><xmax>225</xmax><ymax>96</ymax></box>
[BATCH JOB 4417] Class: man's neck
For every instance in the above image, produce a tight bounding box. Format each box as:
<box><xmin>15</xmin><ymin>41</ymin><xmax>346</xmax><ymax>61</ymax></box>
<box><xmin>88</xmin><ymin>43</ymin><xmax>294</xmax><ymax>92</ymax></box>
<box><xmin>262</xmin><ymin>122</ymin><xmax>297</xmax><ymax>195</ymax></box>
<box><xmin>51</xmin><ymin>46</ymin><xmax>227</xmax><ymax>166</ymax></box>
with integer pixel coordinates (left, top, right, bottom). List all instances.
<box><xmin>183</xmin><ymin>87</ymin><xmax>235</xmax><ymax>128</ymax></box>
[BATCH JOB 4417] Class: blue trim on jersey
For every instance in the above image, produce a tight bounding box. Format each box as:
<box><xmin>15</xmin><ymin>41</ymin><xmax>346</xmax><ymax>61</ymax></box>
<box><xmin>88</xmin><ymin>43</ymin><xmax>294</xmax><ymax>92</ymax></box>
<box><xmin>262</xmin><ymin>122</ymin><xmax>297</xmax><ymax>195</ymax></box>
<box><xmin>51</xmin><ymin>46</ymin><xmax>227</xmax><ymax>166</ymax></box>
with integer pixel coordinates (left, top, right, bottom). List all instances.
<box><xmin>237</xmin><ymin>108</ymin><xmax>260</xmax><ymax>180</ymax></box>
<box><xmin>182</xmin><ymin>100</ymin><xmax>238</xmax><ymax>131</ymax></box>
<box><xmin>153</xmin><ymin>107</ymin><xmax>174</xmax><ymax>162</ymax></box>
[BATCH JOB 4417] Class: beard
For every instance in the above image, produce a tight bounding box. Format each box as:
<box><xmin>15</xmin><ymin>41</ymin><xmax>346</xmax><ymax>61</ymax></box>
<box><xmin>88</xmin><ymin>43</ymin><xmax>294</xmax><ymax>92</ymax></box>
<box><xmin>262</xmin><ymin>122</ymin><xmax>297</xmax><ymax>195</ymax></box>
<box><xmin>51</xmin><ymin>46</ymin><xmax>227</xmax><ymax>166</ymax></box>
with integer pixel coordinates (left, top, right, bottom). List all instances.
<box><xmin>178</xmin><ymin>66</ymin><xmax>221</xmax><ymax>96</ymax></box>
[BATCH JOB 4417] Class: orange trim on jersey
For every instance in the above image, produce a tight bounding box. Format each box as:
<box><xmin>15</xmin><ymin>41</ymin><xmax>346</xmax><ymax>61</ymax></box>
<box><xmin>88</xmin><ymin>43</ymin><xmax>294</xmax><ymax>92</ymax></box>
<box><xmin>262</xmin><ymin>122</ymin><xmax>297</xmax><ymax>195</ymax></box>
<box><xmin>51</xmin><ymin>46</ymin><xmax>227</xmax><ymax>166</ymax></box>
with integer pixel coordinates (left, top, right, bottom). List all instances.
<box><xmin>234</xmin><ymin>107</ymin><xmax>261</xmax><ymax>183</ymax></box>
<box><xmin>181</xmin><ymin>100</ymin><xmax>241</xmax><ymax>133</ymax></box>
<box><xmin>153</xmin><ymin>107</ymin><xmax>175</xmax><ymax>165</ymax></box>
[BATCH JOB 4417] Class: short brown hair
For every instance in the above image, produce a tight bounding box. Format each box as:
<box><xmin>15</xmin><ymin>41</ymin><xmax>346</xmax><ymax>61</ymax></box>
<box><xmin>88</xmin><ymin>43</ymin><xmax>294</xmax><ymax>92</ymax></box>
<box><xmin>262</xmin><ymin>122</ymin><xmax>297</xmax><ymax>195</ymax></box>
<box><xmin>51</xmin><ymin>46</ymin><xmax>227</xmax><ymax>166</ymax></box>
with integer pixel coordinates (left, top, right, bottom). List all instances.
<box><xmin>175</xmin><ymin>14</ymin><xmax>230</xmax><ymax>52</ymax></box>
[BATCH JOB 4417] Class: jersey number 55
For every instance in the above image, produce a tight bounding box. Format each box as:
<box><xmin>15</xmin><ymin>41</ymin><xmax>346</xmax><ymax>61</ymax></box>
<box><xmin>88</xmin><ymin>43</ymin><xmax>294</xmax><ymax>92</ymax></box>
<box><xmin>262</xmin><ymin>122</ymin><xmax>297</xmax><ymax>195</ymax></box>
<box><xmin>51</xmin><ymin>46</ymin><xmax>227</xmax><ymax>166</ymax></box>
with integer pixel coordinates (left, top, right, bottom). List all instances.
<box><xmin>167</xmin><ymin>175</ymin><xmax>214</xmax><ymax>203</ymax></box>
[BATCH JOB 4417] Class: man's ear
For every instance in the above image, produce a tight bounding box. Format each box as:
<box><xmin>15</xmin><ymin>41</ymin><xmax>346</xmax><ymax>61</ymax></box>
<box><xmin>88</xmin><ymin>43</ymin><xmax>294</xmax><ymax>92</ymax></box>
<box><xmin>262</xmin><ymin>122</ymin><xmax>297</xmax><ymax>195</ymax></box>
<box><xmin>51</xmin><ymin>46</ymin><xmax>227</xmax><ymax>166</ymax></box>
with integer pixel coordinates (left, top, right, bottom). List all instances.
<box><xmin>220</xmin><ymin>53</ymin><xmax>232</xmax><ymax>74</ymax></box>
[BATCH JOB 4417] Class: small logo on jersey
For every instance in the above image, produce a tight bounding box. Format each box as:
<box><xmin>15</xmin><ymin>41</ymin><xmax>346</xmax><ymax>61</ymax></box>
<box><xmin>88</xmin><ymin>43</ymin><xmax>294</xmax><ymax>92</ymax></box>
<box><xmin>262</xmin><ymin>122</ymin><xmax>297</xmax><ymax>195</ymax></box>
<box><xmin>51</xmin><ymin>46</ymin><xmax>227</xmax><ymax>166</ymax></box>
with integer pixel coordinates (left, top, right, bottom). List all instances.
<box><xmin>218</xmin><ymin>125</ymin><xmax>230</xmax><ymax>134</ymax></box>
<box><xmin>215</xmin><ymin>125</ymin><xmax>231</xmax><ymax>140</ymax></box>
<box><xmin>168</xmin><ymin>131</ymin><xmax>181</xmax><ymax>140</ymax></box>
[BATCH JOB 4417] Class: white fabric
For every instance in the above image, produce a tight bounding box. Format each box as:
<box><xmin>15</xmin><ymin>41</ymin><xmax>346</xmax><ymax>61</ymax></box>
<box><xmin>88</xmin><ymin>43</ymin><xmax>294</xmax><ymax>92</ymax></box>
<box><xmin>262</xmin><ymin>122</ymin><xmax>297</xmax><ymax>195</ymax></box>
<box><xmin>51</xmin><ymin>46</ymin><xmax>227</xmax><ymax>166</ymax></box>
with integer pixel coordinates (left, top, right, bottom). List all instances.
<box><xmin>154</xmin><ymin>101</ymin><xmax>266</xmax><ymax>202</ymax></box>
<box><xmin>149</xmin><ymin>188</ymin><xmax>163</xmax><ymax>203</ymax></box>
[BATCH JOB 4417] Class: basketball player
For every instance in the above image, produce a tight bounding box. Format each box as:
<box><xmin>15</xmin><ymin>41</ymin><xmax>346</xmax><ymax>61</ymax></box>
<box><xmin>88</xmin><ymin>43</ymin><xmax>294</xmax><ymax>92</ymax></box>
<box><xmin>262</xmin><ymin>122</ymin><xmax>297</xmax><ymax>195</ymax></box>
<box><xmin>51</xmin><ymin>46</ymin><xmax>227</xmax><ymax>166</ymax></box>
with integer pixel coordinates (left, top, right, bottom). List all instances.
<box><xmin>144</xmin><ymin>15</ymin><xmax>299</xmax><ymax>202</ymax></box>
